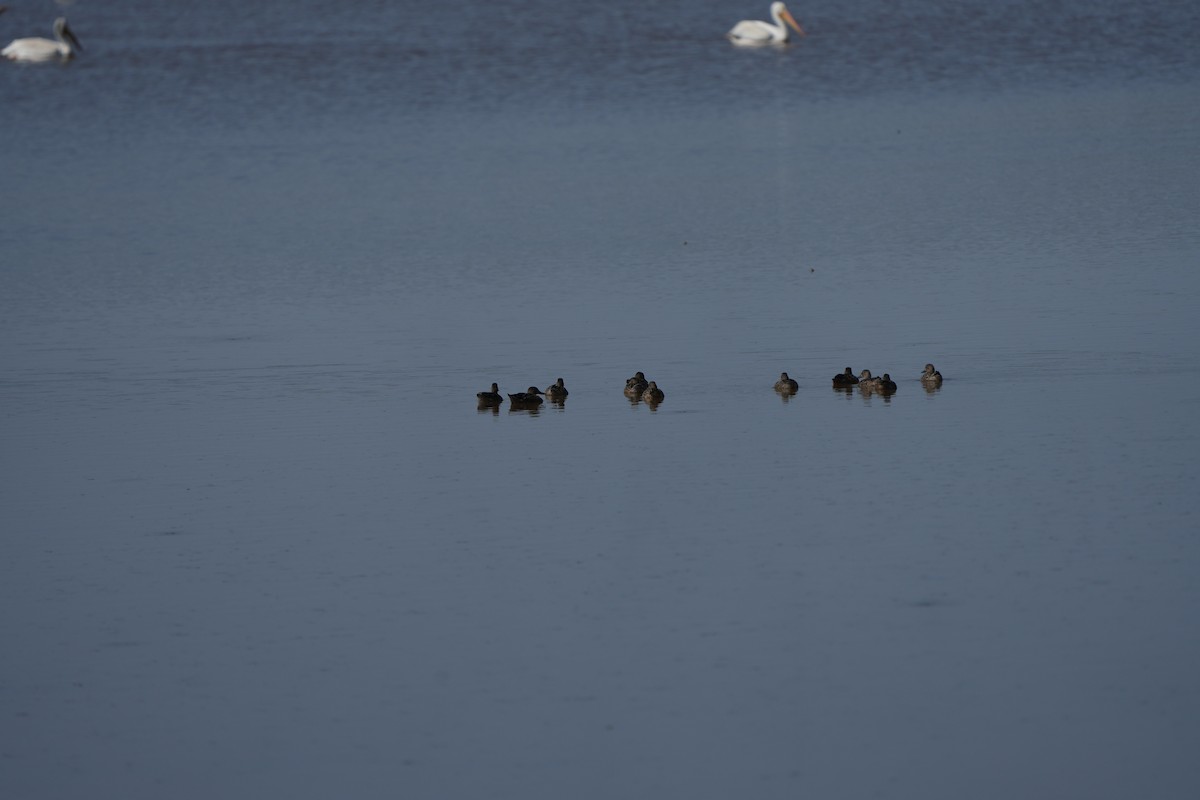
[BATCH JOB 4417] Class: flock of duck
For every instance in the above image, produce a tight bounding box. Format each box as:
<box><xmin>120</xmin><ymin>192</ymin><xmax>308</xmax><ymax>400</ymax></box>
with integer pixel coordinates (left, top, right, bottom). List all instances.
<box><xmin>476</xmin><ymin>378</ymin><xmax>573</xmax><ymax>411</ymax></box>
<box><xmin>1</xmin><ymin>3</ymin><xmax>805</xmax><ymax>64</ymax></box>
<box><xmin>822</xmin><ymin>363</ymin><xmax>944</xmax><ymax>394</ymax></box>
<box><xmin>478</xmin><ymin>364</ymin><xmax>944</xmax><ymax>412</ymax></box>
<box><xmin>476</xmin><ymin>372</ymin><xmax>668</xmax><ymax>412</ymax></box>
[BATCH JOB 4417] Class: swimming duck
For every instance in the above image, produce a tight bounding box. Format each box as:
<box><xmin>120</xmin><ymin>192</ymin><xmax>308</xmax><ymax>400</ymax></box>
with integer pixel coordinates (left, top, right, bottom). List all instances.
<box><xmin>544</xmin><ymin>377</ymin><xmax>569</xmax><ymax>400</ymax></box>
<box><xmin>476</xmin><ymin>382</ymin><xmax>503</xmax><ymax>406</ymax></box>
<box><xmin>920</xmin><ymin>363</ymin><xmax>943</xmax><ymax>385</ymax></box>
<box><xmin>877</xmin><ymin>374</ymin><xmax>898</xmax><ymax>393</ymax></box>
<box><xmin>508</xmin><ymin>386</ymin><xmax>544</xmax><ymax>407</ymax></box>
<box><xmin>832</xmin><ymin>367</ymin><xmax>859</xmax><ymax>387</ymax></box>
<box><xmin>774</xmin><ymin>372</ymin><xmax>799</xmax><ymax>392</ymax></box>
<box><xmin>624</xmin><ymin>371</ymin><xmax>648</xmax><ymax>398</ymax></box>
<box><xmin>641</xmin><ymin>381</ymin><xmax>665</xmax><ymax>403</ymax></box>
<box><xmin>857</xmin><ymin>369</ymin><xmax>881</xmax><ymax>389</ymax></box>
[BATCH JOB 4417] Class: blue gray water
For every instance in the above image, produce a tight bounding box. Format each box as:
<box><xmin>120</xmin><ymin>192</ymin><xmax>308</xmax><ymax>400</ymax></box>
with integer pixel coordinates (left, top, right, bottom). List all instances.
<box><xmin>3</xmin><ymin>0</ymin><xmax>1199</xmax><ymax>797</ymax></box>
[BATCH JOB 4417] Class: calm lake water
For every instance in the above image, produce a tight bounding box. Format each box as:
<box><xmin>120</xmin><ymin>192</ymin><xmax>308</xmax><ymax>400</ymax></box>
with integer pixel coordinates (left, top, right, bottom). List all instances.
<box><xmin>2</xmin><ymin>0</ymin><xmax>1199</xmax><ymax>797</ymax></box>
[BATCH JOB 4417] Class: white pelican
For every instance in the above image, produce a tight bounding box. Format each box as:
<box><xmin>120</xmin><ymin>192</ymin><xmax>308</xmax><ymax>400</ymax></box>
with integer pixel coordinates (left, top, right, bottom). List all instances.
<box><xmin>727</xmin><ymin>2</ymin><xmax>806</xmax><ymax>46</ymax></box>
<box><xmin>2</xmin><ymin>17</ymin><xmax>83</xmax><ymax>62</ymax></box>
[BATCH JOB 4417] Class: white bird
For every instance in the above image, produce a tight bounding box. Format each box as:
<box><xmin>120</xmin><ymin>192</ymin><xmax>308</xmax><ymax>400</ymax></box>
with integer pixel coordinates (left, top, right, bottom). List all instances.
<box><xmin>2</xmin><ymin>17</ymin><xmax>83</xmax><ymax>62</ymax></box>
<box><xmin>727</xmin><ymin>2</ymin><xmax>806</xmax><ymax>46</ymax></box>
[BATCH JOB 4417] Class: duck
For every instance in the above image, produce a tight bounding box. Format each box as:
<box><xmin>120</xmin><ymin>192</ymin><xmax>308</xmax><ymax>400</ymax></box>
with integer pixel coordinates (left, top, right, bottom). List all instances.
<box><xmin>476</xmin><ymin>382</ymin><xmax>503</xmax><ymax>406</ymax></box>
<box><xmin>641</xmin><ymin>381</ymin><xmax>665</xmax><ymax>403</ymax></box>
<box><xmin>877</xmin><ymin>374</ymin><xmax>898</xmax><ymax>393</ymax></box>
<box><xmin>774</xmin><ymin>372</ymin><xmax>799</xmax><ymax>392</ymax></box>
<box><xmin>832</xmin><ymin>367</ymin><xmax>859</xmax><ymax>387</ymax></box>
<box><xmin>544</xmin><ymin>377</ymin><xmax>569</xmax><ymax>400</ymax></box>
<box><xmin>624</xmin><ymin>371</ymin><xmax>648</xmax><ymax>398</ymax></box>
<box><xmin>857</xmin><ymin>369</ymin><xmax>881</xmax><ymax>389</ymax></box>
<box><xmin>920</xmin><ymin>363</ymin><xmax>943</xmax><ymax>385</ymax></box>
<box><xmin>2</xmin><ymin>16</ymin><xmax>83</xmax><ymax>62</ymax></box>
<box><xmin>508</xmin><ymin>386</ymin><xmax>544</xmax><ymax>407</ymax></box>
